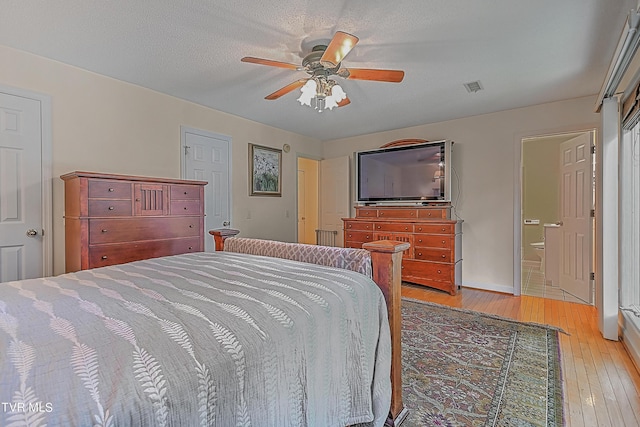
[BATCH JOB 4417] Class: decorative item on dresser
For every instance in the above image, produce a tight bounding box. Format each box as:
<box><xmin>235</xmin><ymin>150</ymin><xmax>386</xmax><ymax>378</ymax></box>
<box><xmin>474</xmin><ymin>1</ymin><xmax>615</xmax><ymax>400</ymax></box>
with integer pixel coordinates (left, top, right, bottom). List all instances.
<box><xmin>343</xmin><ymin>204</ymin><xmax>462</xmax><ymax>295</ymax></box>
<box><xmin>61</xmin><ymin>171</ymin><xmax>207</xmax><ymax>272</ymax></box>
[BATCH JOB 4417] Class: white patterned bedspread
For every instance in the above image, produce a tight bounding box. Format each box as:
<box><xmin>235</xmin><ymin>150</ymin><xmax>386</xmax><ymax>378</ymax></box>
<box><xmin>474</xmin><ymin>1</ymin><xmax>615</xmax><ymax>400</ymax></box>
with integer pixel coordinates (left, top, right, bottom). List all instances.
<box><xmin>0</xmin><ymin>252</ymin><xmax>391</xmax><ymax>427</ymax></box>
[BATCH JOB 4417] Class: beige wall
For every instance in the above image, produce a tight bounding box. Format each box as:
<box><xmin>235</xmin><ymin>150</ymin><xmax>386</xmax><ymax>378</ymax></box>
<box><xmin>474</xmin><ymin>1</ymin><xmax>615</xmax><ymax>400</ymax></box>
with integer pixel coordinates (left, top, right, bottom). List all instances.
<box><xmin>0</xmin><ymin>44</ymin><xmax>602</xmax><ymax>293</ymax></box>
<box><xmin>323</xmin><ymin>96</ymin><xmax>600</xmax><ymax>293</ymax></box>
<box><xmin>0</xmin><ymin>45</ymin><xmax>322</xmax><ymax>275</ymax></box>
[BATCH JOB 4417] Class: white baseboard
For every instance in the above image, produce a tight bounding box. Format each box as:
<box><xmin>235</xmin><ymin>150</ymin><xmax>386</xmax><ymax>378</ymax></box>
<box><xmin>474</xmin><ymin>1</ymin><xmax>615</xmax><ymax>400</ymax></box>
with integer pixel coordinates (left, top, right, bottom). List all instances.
<box><xmin>462</xmin><ymin>282</ymin><xmax>514</xmax><ymax>295</ymax></box>
<box><xmin>620</xmin><ymin>311</ymin><xmax>640</xmax><ymax>375</ymax></box>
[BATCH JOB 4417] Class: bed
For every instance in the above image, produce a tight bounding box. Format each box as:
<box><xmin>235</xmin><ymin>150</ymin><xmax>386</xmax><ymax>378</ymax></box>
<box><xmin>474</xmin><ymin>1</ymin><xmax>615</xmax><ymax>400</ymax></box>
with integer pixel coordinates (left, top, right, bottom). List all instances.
<box><xmin>0</xmin><ymin>230</ymin><xmax>408</xmax><ymax>426</ymax></box>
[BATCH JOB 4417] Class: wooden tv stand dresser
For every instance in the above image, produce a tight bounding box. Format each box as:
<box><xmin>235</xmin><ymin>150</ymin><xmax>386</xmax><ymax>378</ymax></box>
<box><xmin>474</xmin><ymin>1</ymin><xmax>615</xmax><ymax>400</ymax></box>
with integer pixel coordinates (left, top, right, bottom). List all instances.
<box><xmin>343</xmin><ymin>204</ymin><xmax>462</xmax><ymax>294</ymax></box>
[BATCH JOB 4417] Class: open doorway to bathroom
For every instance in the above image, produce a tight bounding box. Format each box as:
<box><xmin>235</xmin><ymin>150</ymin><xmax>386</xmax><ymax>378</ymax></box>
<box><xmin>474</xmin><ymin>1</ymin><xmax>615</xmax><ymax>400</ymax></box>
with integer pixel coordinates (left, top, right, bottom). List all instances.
<box><xmin>521</xmin><ymin>130</ymin><xmax>595</xmax><ymax>304</ymax></box>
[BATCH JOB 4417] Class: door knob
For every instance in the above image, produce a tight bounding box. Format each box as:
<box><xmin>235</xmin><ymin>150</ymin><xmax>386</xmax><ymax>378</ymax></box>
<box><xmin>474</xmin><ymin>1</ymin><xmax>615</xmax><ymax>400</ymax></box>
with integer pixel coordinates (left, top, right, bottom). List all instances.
<box><xmin>26</xmin><ymin>229</ymin><xmax>38</xmax><ymax>237</ymax></box>
<box><xmin>222</xmin><ymin>221</ymin><xmax>230</xmax><ymax>227</ymax></box>
<box><xmin>555</xmin><ymin>221</ymin><xmax>564</xmax><ymax>226</ymax></box>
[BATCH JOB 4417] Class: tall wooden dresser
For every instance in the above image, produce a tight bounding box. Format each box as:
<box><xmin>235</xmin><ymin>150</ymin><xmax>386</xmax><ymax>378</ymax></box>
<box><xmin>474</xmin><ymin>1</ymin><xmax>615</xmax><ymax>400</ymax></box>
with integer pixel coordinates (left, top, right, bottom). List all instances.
<box><xmin>62</xmin><ymin>171</ymin><xmax>207</xmax><ymax>272</ymax></box>
<box><xmin>343</xmin><ymin>205</ymin><xmax>462</xmax><ymax>294</ymax></box>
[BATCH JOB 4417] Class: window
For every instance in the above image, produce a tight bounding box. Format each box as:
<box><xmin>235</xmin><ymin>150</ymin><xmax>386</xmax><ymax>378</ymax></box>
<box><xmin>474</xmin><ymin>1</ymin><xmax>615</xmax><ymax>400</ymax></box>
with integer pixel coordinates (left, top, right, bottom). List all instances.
<box><xmin>621</xmin><ymin>121</ymin><xmax>640</xmax><ymax>315</ymax></box>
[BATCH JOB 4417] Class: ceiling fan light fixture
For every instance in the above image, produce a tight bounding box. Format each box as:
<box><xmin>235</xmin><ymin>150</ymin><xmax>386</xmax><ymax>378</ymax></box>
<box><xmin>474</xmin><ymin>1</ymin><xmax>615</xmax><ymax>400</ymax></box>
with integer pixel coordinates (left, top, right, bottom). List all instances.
<box><xmin>244</xmin><ymin>31</ymin><xmax>402</xmax><ymax>107</ymax></box>
<box><xmin>297</xmin><ymin>79</ymin><xmax>317</xmax><ymax>106</ymax></box>
<box><xmin>297</xmin><ymin>77</ymin><xmax>346</xmax><ymax>112</ymax></box>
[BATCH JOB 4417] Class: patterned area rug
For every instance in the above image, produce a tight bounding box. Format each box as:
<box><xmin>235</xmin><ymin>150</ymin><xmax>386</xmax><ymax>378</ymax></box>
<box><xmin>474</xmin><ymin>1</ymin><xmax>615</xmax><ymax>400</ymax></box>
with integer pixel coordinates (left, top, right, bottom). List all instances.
<box><xmin>401</xmin><ymin>299</ymin><xmax>564</xmax><ymax>427</ymax></box>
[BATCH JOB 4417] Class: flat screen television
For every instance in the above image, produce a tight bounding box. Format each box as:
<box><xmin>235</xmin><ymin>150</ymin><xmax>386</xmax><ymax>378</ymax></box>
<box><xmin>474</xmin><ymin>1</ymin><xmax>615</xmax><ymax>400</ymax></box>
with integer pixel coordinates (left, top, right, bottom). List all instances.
<box><xmin>355</xmin><ymin>140</ymin><xmax>452</xmax><ymax>203</ymax></box>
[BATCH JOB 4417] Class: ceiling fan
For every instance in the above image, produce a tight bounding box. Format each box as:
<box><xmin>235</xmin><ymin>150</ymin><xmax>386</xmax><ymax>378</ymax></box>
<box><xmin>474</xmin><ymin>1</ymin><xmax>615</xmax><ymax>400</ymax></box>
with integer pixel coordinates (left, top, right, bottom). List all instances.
<box><xmin>241</xmin><ymin>31</ymin><xmax>405</xmax><ymax>111</ymax></box>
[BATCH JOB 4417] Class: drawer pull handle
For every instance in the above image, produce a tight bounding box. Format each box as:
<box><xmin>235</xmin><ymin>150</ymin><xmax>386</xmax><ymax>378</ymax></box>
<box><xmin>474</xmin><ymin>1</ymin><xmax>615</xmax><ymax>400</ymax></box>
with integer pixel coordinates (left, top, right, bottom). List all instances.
<box><xmin>442</xmin><ymin>228</ymin><xmax>446</xmax><ymax>232</ymax></box>
<box><xmin>189</xmin><ymin>224</ymin><xmax>194</xmax><ymax>228</ymax></box>
<box><xmin>418</xmin><ymin>252</ymin><xmax>422</xmax><ymax>256</ymax></box>
<box><xmin>184</xmin><ymin>191</ymin><xmax>188</xmax><ymax>195</ymax></box>
<box><xmin>188</xmin><ymin>246</ymin><xmax>193</xmax><ymax>250</ymax></box>
<box><xmin>108</xmin><ymin>188</ymin><xmax>114</xmax><ymax>192</ymax></box>
<box><xmin>184</xmin><ymin>206</ymin><xmax>188</xmax><ymax>210</ymax></box>
<box><xmin>135</xmin><ymin>198</ymin><xmax>140</xmax><ymax>202</ymax></box>
<box><xmin>348</xmin><ymin>224</ymin><xmax>352</xmax><ymax>228</ymax></box>
<box><xmin>437</xmin><ymin>269</ymin><xmax>441</xmax><ymax>274</ymax></box>
<box><xmin>442</xmin><ymin>254</ymin><xmax>446</xmax><ymax>259</ymax></box>
<box><xmin>428</xmin><ymin>212</ymin><xmax>432</xmax><ymax>216</ymax></box>
<box><xmin>366</xmin><ymin>235</ymin><xmax>370</xmax><ymax>239</ymax></box>
<box><xmin>101</xmin><ymin>255</ymin><xmax>108</xmax><ymax>260</ymax></box>
<box><xmin>377</xmin><ymin>225</ymin><xmax>381</xmax><ymax>229</ymax></box>
<box><xmin>101</xmin><ymin>229</ymin><xmax>108</xmax><ymax>233</ymax></box>
<box><xmin>108</xmin><ymin>206</ymin><xmax>114</xmax><ymax>210</ymax></box>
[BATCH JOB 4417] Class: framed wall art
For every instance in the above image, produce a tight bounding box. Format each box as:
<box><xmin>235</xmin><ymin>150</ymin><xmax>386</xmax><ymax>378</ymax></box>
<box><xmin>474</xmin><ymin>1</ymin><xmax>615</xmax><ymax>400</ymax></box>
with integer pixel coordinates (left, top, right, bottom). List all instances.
<box><xmin>249</xmin><ymin>143</ymin><xmax>282</xmax><ymax>196</ymax></box>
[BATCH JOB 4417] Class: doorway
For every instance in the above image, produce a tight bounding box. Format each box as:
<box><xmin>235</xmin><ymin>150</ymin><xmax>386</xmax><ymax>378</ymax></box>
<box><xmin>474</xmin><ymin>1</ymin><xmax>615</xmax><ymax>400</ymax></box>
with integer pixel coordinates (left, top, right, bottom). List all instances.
<box><xmin>0</xmin><ymin>86</ymin><xmax>52</xmax><ymax>281</ymax></box>
<box><xmin>520</xmin><ymin>130</ymin><xmax>595</xmax><ymax>304</ymax></box>
<box><xmin>180</xmin><ymin>127</ymin><xmax>231</xmax><ymax>252</ymax></box>
<box><xmin>297</xmin><ymin>157</ymin><xmax>319</xmax><ymax>245</ymax></box>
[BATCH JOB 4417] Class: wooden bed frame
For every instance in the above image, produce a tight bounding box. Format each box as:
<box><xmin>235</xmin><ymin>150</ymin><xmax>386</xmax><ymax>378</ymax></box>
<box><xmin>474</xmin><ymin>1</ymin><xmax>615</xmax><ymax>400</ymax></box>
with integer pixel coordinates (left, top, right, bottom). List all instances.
<box><xmin>211</xmin><ymin>229</ymin><xmax>409</xmax><ymax>426</ymax></box>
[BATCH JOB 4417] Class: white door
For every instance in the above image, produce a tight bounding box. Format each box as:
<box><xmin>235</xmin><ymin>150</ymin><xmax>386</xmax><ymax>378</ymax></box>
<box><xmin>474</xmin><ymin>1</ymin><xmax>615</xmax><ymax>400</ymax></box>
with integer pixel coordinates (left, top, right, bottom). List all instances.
<box><xmin>559</xmin><ymin>132</ymin><xmax>593</xmax><ymax>302</ymax></box>
<box><xmin>297</xmin><ymin>169</ymin><xmax>307</xmax><ymax>243</ymax></box>
<box><xmin>320</xmin><ymin>156</ymin><xmax>350</xmax><ymax>247</ymax></box>
<box><xmin>181</xmin><ymin>127</ymin><xmax>231</xmax><ymax>252</ymax></box>
<box><xmin>0</xmin><ymin>92</ymin><xmax>43</xmax><ymax>282</ymax></box>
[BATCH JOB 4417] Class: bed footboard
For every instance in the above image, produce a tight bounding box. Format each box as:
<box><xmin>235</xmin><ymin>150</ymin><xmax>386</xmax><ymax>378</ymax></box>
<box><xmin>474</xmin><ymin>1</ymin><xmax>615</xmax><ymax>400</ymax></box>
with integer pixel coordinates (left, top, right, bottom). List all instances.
<box><xmin>209</xmin><ymin>229</ymin><xmax>409</xmax><ymax>426</ymax></box>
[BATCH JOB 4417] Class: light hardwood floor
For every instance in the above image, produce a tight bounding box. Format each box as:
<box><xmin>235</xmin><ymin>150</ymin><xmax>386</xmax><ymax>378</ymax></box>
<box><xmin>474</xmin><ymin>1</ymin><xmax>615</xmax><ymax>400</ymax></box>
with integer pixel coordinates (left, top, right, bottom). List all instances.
<box><xmin>402</xmin><ymin>284</ymin><xmax>640</xmax><ymax>427</ymax></box>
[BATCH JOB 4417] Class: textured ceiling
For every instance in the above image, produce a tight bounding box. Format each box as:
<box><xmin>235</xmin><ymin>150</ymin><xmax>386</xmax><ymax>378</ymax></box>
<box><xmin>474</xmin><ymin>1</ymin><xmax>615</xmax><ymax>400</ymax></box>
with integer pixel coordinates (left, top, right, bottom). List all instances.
<box><xmin>0</xmin><ymin>0</ymin><xmax>633</xmax><ymax>141</ymax></box>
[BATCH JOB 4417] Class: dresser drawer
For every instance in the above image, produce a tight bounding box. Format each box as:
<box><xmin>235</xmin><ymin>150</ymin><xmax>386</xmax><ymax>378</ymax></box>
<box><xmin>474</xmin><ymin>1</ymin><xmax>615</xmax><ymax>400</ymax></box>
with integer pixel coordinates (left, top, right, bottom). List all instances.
<box><xmin>417</xmin><ymin>209</ymin><xmax>448</xmax><ymax>219</ymax></box>
<box><xmin>89</xmin><ymin>237</ymin><xmax>202</xmax><ymax>268</ymax></box>
<box><xmin>171</xmin><ymin>184</ymin><xmax>201</xmax><ymax>200</ymax></box>
<box><xmin>374</xmin><ymin>223</ymin><xmax>414</xmax><ymax>232</ymax></box>
<box><xmin>355</xmin><ymin>208</ymin><xmax>377</xmax><ymax>218</ymax></box>
<box><xmin>344</xmin><ymin>221</ymin><xmax>374</xmax><ymax>231</ymax></box>
<box><xmin>88</xmin><ymin>180</ymin><xmax>132</xmax><ymax>199</ymax></box>
<box><xmin>415</xmin><ymin>223</ymin><xmax>454</xmax><ymax>234</ymax></box>
<box><xmin>345</xmin><ymin>230</ymin><xmax>375</xmax><ymax>243</ymax></box>
<box><xmin>401</xmin><ymin>259</ymin><xmax>454</xmax><ymax>283</ymax></box>
<box><xmin>170</xmin><ymin>200</ymin><xmax>201</xmax><ymax>215</ymax></box>
<box><xmin>414</xmin><ymin>234</ymin><xmax>452</xmax><ymax>249</ymax></box>
<box><xmin>88</xmin><ymin>200</ymin><xmax>133</xmax><ymax>217</ymax></box>
<box><xmin>89</xmin><ymin>217</ymin><xmax>201</xmax><ymax>244</ymax></box>
<box><xmin>377</xmin><ymin>209</ymin><xmax>417</xmax><ymax>219</ymax></box>
<box><xmin>414</xmin><ymin>248</ymin><xmax>452</xmax><ymax>263</ymax></box>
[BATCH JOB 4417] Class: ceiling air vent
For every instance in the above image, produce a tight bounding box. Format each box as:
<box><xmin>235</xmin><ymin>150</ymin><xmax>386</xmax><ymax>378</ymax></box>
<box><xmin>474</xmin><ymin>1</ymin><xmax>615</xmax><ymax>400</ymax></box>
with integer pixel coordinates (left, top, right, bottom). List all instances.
<box><xmin>464</xmin><ymin>80</ymin><xmax>483</xmax><ymax>93</ymax></box>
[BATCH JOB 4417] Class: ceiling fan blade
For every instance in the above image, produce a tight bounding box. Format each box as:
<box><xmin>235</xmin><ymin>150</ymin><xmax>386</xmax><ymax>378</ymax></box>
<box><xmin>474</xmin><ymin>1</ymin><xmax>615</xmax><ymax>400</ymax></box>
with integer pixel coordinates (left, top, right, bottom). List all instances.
<box><xmin>241</xmin><ymin>56</ymin><xmax>300</xmax><ymax>70</ymax></box>
<box><xmin>342</xmin><ymin>68</ymin><xmax>405</xmax><ymax>83</ymax></box>
<box><xmin>337</xmin><ymin>97</ymin><xmax>351</xmax><ymax>107</ymax></box>
<box><xmin>320</xmin><ymin>31</ymin><xmax>359</xmax><ymax>68</ymax></box>
<box><xmin>265</xmin><ymin>79</ymin><xmax>308</xmax><ymax>100</ymax></box>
